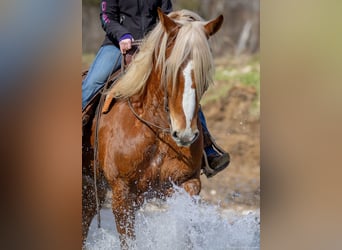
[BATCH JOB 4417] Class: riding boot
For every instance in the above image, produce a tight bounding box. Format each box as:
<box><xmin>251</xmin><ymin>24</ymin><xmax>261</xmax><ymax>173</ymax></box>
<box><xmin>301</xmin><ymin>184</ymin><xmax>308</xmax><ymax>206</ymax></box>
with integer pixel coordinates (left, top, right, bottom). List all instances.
<box><xmin>82</xmin><ymin>87</ymin><xmax>104</xmax><ymax>128</ymax></box>
<box><xmin>199</xmin><ymin>108</ymin><xmax>230</xmax><ymax>178</ymax></box>
<box><xmin>202</xmin><ymin>130</ymin><xmax>230</xmax><ymax>177</ymax></box>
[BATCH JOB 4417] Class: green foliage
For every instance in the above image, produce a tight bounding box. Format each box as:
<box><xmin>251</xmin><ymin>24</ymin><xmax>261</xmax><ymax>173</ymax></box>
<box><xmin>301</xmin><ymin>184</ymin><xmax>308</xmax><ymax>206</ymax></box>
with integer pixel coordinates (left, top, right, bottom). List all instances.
<box><xmin>201</xmin><ymin>55</ymin><xmax>260</xmax><ymax>116</ymax></box>
<box><xmin>236</xmin><ymin>67</ymin><xmax>259</xmax><ymax>89</ymax></box>
<box><xmin>214</xmin><ymin>61</ymin><xmax>259</xmax><ymax>87</ymax></box>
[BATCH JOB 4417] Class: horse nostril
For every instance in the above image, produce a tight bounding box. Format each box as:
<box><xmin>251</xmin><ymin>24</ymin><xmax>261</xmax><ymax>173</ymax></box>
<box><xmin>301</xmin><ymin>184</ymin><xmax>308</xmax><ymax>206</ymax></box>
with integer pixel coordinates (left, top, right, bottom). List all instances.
<box><xmin>172</xmin><ymin>131</ymin><xmax>178</xmax><ymax>138</ymax></box>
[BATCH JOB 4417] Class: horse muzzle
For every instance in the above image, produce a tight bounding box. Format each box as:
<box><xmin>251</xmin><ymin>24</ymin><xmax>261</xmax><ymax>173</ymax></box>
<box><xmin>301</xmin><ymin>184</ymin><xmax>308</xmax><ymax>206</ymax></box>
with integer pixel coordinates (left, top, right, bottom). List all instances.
<box><xmin>171</xmin><ymin>128</ymin><xmax>199</xmax><ymax>147</ymax></box>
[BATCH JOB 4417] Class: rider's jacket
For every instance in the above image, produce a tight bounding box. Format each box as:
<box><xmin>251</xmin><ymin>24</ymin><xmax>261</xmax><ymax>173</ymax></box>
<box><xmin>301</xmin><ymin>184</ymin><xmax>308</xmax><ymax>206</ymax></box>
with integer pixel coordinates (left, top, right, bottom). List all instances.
<box><xmin>100</xmin><ymin>0</ymin><xmax>173</xmax><ymax>47</ymax></box>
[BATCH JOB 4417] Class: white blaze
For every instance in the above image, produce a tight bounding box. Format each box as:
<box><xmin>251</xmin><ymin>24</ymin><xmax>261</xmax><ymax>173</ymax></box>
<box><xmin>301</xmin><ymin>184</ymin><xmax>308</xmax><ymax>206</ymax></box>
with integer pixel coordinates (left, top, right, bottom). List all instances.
<box><xmin>182</xmin><ymin>61</ymin><xmax>196</xmax><ymax>130</ymax></box>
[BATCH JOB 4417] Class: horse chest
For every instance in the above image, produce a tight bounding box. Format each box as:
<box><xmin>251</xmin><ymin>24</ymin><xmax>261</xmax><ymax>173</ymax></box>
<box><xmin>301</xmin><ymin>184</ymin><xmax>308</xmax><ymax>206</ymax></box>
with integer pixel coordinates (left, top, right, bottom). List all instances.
<box><xmin>135</xmin><ymin>146</ymin><xmax>195</xmax><ymax>191</ymax></box>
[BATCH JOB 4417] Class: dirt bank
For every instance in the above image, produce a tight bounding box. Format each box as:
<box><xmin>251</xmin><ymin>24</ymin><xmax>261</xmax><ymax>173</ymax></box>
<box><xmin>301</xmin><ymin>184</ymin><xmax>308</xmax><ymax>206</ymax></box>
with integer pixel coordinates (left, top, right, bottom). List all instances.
<box><xmin>200</xmin><ymin>84</ymin><xmax>260</xmax><ymax>210</ymax></box>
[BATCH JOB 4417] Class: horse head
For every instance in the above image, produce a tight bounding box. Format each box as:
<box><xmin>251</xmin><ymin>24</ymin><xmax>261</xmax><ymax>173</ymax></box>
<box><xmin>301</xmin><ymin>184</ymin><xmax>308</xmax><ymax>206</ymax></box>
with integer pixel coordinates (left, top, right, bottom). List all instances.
<box><xmin>157</xmin><ymin>9</ymin><xmax>223</xmax><ymax>147</ymax></box>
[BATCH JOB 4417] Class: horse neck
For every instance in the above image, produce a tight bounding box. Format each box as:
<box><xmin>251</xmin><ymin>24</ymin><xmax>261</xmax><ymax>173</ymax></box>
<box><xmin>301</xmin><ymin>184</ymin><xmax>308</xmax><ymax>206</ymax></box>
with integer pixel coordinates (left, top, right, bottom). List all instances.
<box><xmin>138</xmin><ymin>70</ymin><xmax>169</xmax><ymax>127</ymax></box>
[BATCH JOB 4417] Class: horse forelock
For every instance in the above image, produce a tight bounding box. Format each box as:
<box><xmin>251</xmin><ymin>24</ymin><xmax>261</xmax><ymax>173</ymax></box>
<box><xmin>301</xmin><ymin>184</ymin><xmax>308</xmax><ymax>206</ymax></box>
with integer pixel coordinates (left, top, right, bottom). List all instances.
<box><xmin>108</xmin><ymin>10</ymin><xmax>214</xmax><ymax>101</ymax></box>
<box><xmin>165</xmin><ymin>21</ymin><xmax>214</xmax><ymax>101</ymax></box>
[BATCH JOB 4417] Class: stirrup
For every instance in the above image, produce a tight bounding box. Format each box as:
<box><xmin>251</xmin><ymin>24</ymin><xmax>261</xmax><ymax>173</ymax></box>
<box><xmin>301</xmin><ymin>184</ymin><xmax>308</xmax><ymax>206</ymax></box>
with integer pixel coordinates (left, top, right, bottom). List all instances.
<box><xmin>201</xmin><ymin>135</ymin><xmax>230</xmax><ymax>178</ymax></box>
<box><xmin>202</xmin><ymin>150</ymin><xmax>216</xmax><ymax>177</ymax></box>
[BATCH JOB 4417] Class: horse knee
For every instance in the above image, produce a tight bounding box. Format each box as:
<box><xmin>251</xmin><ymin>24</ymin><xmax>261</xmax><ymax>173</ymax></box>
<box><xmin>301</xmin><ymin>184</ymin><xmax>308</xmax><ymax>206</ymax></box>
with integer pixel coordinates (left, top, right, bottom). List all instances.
<box><xmin>181</xmin><ymin>179</ymin><xmax>201</xmax><ymax>196</ymax></box>
<box><xmin>112</xmin><ymin>197</ymin><xmax>137</xmax><ymax>238</ymax></box>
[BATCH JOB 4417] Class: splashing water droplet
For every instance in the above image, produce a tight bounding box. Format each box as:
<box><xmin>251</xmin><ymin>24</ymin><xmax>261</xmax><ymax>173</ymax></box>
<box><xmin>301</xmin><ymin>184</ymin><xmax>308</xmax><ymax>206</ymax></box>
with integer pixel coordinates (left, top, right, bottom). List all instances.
<box><xmin>85</xmin><ymin>187</ymin><xmax>260</xmax><ymax>249</ymax></box>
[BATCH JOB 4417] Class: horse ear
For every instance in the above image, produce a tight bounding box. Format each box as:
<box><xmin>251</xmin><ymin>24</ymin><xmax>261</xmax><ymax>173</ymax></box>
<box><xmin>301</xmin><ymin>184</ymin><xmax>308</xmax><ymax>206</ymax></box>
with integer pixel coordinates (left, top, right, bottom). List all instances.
<box><xmin>204</xmin><ymin>15</ymin><xmax>224</xmax><ymax>37</ymax></box>
<box><xmin>157</xmin><ymin>8</ymin><xmax>179</xmax><ymax>36</ymax></box>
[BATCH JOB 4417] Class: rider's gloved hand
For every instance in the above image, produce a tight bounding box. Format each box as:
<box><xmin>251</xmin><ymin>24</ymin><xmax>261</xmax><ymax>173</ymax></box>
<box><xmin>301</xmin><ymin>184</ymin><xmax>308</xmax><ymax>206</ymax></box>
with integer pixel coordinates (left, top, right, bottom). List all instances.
<box><xmin>119</xmin><ymin>34</ymin><xmax>134</xmax><ymax>54</ymax></box>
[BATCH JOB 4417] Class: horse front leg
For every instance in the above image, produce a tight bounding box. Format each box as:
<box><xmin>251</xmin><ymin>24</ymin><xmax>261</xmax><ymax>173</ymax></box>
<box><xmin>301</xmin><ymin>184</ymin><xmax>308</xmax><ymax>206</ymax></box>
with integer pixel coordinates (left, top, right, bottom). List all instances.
<box><xmin>181</xmin><ymin>178</ymin><xmax>201</xmax><ymax>196</ymax></box>
<box><xmin>111</xmin><ymin>184</ymin><xmax>138</xmax><ymax>249</ymax></box>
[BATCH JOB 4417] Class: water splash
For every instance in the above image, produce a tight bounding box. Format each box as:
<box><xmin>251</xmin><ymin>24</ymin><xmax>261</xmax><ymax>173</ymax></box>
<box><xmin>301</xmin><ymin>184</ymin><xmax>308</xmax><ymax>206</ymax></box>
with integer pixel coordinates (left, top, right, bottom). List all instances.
<box><xmin>85</xmin><ymin>188</ymin><xmax>259</xmax><ymax>250</ymax></box>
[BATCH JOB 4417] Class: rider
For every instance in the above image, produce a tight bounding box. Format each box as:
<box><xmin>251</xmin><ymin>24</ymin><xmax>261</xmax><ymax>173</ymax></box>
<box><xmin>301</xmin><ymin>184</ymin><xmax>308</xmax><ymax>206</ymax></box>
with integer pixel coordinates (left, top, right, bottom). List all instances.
<box><xmin>82</xmin><ymin>0</ymin><xmax>230</xmax><ymax>177</ymax></box>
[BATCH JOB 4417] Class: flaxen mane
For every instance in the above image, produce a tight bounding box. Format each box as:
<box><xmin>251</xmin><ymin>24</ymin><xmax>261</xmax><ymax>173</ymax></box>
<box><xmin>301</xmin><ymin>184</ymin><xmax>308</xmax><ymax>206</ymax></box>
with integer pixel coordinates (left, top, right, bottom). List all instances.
<box><xmin>107</xmin><ymin>9</ymin><xmax>215</xmax><ymax>101</ymax></box>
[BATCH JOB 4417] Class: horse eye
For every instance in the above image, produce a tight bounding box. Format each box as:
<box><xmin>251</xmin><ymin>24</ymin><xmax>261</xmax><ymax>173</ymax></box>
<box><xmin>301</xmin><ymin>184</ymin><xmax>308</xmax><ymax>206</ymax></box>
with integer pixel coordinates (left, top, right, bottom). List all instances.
<box><xmin>184</xmin><ymin>15</ymin><xmax>196</xmax><ymax>21</ymax></box>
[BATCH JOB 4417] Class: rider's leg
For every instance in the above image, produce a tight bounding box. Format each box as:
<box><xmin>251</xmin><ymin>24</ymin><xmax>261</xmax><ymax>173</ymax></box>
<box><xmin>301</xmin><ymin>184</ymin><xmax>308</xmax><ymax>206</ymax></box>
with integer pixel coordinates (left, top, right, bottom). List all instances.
<box><xmin>198</xmin><ymin>107</ymin><xmax>230</xmax><ymax>177</ymax></box>
<box><xmin>82</xmin><ymin>45</ymin><xmax>121</xmax><ymax>110</ymax></box>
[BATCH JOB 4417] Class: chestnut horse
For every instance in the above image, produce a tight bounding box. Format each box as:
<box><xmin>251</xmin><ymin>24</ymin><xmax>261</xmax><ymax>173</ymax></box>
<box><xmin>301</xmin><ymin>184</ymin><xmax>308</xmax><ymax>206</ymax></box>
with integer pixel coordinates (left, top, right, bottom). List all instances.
<box><xmin>82</xmin><ymin>9</ymin><xmax>223</xmax><ymax>248</ymax></box>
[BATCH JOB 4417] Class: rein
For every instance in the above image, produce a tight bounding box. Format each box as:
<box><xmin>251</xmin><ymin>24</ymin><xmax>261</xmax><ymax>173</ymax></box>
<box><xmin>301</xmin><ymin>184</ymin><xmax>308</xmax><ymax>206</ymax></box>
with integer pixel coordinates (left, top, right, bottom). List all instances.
<box><xmin>132</xmin><ymin>39</ymin><xmax>143</xmax><ymax>46</ymax></box>
<box><xmin>126</xmin><ymin>40</ymin><xmax>172</xmax><ymax>132</ymax></box>
<box><xmin>127</xmin><ymin>97</ymin><xmax>170</xmax><ymax>133</ymax></box>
